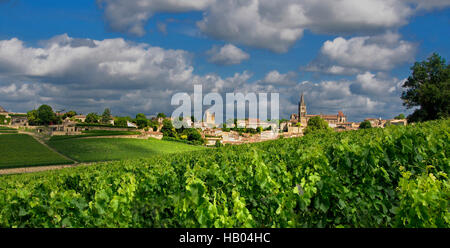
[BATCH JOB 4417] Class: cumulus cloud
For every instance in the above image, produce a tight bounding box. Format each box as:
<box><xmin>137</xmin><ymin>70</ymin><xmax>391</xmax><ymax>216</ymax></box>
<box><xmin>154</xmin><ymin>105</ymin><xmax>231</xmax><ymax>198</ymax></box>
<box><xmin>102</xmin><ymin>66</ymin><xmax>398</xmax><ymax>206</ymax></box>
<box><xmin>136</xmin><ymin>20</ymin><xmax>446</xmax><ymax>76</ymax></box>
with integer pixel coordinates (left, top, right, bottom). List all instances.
<box><xmin>0</xmin><ymin>35</ymin><xmax>262</xmax><ymax>117</ymax></box>
<box><xmin>197</xmin><ymin>0</ymin><xmax>306</xmax><ymax>53</ymax></box>
<box><xmin>97</xmin><ymin>0</ymin><xmax>449</xmax><ymax>52</ymax></box>
<box><xmin>207</xmin><ymin>44</ymin><xmax>250</xmax><ymax>65</ymax></box>
<box><xmin>306</xmin><ymin>32</ymin><xmax>416</xmax><ymax>74</ymax></box>
<box><xmin>257</xmin><ymin>70</ymin><xmax>298</xmax><ymax>86</ymax></box>
<box><xmin>97</xmin><ymin>0</ymin><xmax>214</xmax><ymax>36</ymax></box>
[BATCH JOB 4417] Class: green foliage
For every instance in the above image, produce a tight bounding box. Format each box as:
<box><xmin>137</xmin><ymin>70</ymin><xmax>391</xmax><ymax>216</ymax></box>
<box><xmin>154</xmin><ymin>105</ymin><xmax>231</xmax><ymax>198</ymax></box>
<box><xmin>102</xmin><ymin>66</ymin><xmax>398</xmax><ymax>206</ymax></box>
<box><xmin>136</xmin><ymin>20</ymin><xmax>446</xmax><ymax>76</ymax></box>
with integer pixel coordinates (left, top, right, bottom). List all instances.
<box><xmin>0</xmin><ymin>119</ymin><xmax>448</xmax><ymax>228</ymax></box>
<box><xmin>0</xmin><ymin>134</ymin><xmax>73</xmax><ymax>169</ymax></box>
<box><xmin>157</xmin><ymin>113</ymin><xmax>166</xmax><ymax>118</ymax></box>
<box><xmin>359</xmin><ymin>120</ymin><xmax>372</xmax><ymax>129</ymax></box>
<box><xmin>394</xmin><ymin>114</ymin><xmax>406</xmax><ymax>120</ymax></box>
<box><xmin>215</xmin><ymin>140</ymin><xmax>223</xmax><ymax>147</ymax></box>
<box><xmin>135</xmin><ymin>113</ymin><xmax>148</xmax><ymax>129</ymax></box>
<box><xmin>304</xmin><ymin>116</ymin><xmax>331</xmax><ymax>135</ymax></box>
<box><xmin>85</xmin><ymin>113</ymin><xmax>99</xmax><ymax>124</ymax></box>
<box><xmin>101</xmin><ymin>108</ymin><xmax>112</xmax><ymax>124</ymax></box>
<box><xmin>401</xmin><ymin>53</ymin><xmax>450</xmax><ymax>122</ymax></box>
<box><xmin>37</xmin><ymin>105</ymin><xmax>58</xmax><ymax>125</ymax></box>
<box><xmin>114</xmin><ymin>116</ymin><xmax>132</xmax><ymax>127</ymax></box>
<box><xmin>394</xmin><ymin>170</ymin><xmax>449</xmax><ymax>227</ymax></box>
<box><xmin>62</xmin><ymin>111</ymin><xmax>77</xmax><ymax>120</ymax></box>
<box><xmin>161</xmin><ymin>119</ymin><xmax>176</xmax><ymax>138</ymax></box>
<box><xmin>0</xmin><ymin>115</ymin><xmax>10</xmax><ymax>125</ymax></box>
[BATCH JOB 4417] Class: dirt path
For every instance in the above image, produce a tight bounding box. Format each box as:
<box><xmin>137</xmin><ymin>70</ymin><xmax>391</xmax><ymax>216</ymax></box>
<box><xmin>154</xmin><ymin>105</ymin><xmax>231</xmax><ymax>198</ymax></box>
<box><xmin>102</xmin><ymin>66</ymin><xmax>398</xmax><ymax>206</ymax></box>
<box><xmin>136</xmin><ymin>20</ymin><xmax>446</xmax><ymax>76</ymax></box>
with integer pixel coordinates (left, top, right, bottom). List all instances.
<box><xmin>0</xmin><ymin>163</ymin><xmax>95</xmax><ymax>176</ymax></box>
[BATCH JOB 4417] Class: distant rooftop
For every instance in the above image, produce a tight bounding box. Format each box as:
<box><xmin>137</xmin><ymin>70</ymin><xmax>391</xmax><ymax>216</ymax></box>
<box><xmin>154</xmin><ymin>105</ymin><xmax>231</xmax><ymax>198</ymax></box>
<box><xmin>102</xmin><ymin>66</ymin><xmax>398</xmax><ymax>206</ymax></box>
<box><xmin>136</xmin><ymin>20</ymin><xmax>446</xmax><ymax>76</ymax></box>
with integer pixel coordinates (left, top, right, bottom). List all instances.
<box><xmin>0</xmin><ymin>106</ymin><xmax>7</xmax><ymax>113</ymax></box>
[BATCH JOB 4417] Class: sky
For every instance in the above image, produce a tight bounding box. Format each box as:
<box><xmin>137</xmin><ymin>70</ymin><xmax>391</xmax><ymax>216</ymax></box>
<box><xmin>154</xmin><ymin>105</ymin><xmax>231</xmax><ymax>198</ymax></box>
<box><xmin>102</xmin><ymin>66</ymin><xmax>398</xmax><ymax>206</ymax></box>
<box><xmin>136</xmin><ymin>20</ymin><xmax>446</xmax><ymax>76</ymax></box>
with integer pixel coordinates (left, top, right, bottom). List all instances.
<box><xmin>0</xmin><ymin>0</ymin><xmax>449</xmax><ymax>122</ymax></box>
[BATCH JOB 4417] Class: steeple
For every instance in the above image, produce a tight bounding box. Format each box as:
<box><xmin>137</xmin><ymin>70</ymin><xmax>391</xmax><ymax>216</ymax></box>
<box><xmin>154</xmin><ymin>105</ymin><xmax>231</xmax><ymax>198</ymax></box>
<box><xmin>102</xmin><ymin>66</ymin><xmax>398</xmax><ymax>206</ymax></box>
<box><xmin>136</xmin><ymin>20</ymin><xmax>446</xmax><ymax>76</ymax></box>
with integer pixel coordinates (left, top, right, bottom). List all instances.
<box><xmin>298</xmin><ymin>92</ymin><xmax>307</xmax><ymax>125</ymax></box>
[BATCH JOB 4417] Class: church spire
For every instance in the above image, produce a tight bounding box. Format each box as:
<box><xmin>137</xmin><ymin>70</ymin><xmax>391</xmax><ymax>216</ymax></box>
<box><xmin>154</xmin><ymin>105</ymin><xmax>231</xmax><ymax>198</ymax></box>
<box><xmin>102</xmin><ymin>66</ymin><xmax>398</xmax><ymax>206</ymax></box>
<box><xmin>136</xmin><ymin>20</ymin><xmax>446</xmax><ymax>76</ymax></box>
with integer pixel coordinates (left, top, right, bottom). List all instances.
<box><xmin>300</xmin><ymin>92</ymin><xmax>305</xmax><ymax>106</ymax></box>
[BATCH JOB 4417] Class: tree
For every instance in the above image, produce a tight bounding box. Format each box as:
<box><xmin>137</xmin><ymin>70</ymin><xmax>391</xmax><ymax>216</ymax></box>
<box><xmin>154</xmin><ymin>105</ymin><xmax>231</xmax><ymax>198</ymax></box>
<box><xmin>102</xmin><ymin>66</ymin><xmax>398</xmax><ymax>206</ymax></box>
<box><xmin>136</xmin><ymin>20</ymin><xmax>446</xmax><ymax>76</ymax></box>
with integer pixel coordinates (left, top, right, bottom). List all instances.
<box><xmin>135</xmin><ymin>113</ymin><xmax>148</xmax><ymax>129</ymax></box>
<box><xmin>157</xmin><ymin>113</ymin><xmax>166</xmax><ymax>118</ymax></box>
<box><xmin>101</xmin><ymin>108</ymin><xmax>112</xmax><ymax>124</ymax></box>
<box><xmin>359</xmin><ymin>120</ymin><xmax>372</xmax><ymax>129</ymax></box>
<box><xmin>401</xmin><ymin>53</ymin><xmax>450</xmax><ymax>122</ymax></box>
<box><xmin>186</xmin><ymin>128</ymin><xmax>202</xmax><ymax>142</ymax></box>
<box><xmin>115</xmin><ymin>116</ymin><xmax>132</xmax><ymax>127</ymax></box>
<box><xmin>394</xmin><ymin>114</ymin><xmax>406</xmax><ymax>120</ymax></box>
<box><xmin>85</xmin><ymin>113</ymin><xmax>99</xmax><ymax>123</ymax></box>
<box><xmin>62</xmin><ymin>111</ymin><xmax>77</xmax><ymax>120</ymax></box>
<box><xmin>37</xmin><ymin>105</ymin><xmax>56</xmax><ymax>125</ymax></box>
<box><xmin>304</xmin><ymin>116</ymin><xmax>331</xmax><ymax>135</ymax></box>
<box><xmin>27</xmin><ymin>110</ymin><xmax>39</xmax><ymax>126</ymax></box>
<box><xmin>161</xmin><ymin>119</ymin><xmax>176</xmax><ymax>138</ymax></box>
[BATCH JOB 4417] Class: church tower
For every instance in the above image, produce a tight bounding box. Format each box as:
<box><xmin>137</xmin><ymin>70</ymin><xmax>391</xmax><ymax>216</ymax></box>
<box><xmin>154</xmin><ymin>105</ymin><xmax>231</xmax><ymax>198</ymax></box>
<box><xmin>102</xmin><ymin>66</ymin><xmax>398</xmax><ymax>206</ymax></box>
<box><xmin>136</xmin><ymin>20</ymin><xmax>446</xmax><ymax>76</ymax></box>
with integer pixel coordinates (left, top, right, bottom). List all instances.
<box><xmin>298</xmin><ymin>93</ymin><xmax>307</xmax><ymax>126</ymax></box>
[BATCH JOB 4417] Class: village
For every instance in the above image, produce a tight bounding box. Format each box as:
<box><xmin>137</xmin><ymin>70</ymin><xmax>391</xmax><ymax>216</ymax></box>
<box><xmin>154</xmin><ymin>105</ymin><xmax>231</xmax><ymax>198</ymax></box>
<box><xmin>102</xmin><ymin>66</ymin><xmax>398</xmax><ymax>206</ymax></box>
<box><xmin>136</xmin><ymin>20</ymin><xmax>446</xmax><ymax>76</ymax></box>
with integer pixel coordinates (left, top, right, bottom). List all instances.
<box><xmin>0</xmin><ymin>93</ymin><xmax>408</xmax><ymax>146</ymax></box>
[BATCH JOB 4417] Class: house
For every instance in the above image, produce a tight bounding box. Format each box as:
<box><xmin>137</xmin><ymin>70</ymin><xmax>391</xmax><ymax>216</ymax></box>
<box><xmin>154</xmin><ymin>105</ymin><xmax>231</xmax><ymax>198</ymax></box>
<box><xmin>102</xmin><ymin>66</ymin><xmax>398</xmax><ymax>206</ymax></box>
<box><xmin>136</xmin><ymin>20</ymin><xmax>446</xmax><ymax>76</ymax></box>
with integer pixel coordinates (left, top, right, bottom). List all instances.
<box><xmin>127</xmin><ymin>121</ymin><xmax>137</xmax><ymax>128</ymax></box>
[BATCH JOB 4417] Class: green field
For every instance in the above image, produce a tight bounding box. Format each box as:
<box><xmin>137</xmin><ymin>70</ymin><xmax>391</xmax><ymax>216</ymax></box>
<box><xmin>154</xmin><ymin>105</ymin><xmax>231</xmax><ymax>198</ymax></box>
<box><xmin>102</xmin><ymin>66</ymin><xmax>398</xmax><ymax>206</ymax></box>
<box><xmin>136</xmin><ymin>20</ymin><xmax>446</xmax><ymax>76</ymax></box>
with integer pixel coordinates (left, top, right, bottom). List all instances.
<box><xmin>0</xmin><ymin>134</ymin><xmax>73</xmax><ymax>169</ymax></box>
<box><xmin>0</xmin><ymin>126</ymin><xmax>18</xmax><ymax>134</ymax></box>
<box><xmin>47</xmin><ymin>137</ymin><xmax>206</xmax><ymax>162</ymax></box>
<box><xmin>49</xmin><ymin>130</ymin><xmax>142</xmax><ymax>141</ymax></box>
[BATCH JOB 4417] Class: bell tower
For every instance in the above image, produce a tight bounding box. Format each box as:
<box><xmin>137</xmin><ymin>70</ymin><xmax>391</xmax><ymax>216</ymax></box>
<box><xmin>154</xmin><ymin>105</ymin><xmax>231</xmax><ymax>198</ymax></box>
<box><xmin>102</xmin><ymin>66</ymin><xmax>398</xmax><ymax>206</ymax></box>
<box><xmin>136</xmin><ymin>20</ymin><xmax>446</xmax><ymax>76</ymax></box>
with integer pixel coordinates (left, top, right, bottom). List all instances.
<box><xmin>298</xmin><ymin>93</ymin><xmax>307</xmax><ymax>126</ymax></box>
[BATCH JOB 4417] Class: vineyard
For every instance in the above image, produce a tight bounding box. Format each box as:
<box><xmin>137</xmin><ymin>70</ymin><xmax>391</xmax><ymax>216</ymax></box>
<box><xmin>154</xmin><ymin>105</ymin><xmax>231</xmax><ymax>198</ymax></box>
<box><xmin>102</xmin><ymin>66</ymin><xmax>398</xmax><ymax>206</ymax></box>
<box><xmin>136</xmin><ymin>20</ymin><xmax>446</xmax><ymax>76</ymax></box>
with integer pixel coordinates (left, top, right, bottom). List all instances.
<box><xmin>0</xmin><ymin>119</ymin><xmax>448</xmax><ymax>227</ymax></box>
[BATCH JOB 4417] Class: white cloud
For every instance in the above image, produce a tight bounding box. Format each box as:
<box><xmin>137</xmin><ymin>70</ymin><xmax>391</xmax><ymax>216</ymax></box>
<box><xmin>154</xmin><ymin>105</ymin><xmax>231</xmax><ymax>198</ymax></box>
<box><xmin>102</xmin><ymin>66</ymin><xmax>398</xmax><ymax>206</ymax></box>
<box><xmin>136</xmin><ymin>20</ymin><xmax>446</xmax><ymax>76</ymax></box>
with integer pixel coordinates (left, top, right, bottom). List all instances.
<box><xmin>207</xmin><ymin>44</ymin><xmax>250</xmax><ymax>65</ymax></box>
<box><xmin>257</xmin><ymin>70</ymin><xmax>298</xmax><ymax>86</ymax></box>
<box><xmin>306</xmin><ymin>32</ymin><xmax>416</xmax><ymax>74</ymax></box>
<box><xmin>97</xmin><ymin>0</ymin><xmax>449</xmax><ymax>53</ymax></box>
<box><xmin>350</xmin><ymin>71</ymin><xmax>402</xmax><ymax>96</ymax></box>
<box><xmin>97</xmin><ymin>0</ymin><xmax>214</xmax><ymax>36</ymax></box>
<box><xmin>197</xmin><ymin>0</ymin><xmax>306</xmax><ymax>53</ymax></box>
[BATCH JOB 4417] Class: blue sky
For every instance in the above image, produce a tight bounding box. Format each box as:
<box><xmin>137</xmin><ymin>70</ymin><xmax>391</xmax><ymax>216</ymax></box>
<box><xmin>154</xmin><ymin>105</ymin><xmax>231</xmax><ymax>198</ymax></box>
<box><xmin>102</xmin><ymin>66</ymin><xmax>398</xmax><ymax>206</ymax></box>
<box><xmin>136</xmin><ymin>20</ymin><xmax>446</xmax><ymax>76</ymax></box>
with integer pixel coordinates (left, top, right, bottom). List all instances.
<box><xmin>0</xmin><ymin>0</ymin><xmax>449</xmax><ymax>122</ymax></box>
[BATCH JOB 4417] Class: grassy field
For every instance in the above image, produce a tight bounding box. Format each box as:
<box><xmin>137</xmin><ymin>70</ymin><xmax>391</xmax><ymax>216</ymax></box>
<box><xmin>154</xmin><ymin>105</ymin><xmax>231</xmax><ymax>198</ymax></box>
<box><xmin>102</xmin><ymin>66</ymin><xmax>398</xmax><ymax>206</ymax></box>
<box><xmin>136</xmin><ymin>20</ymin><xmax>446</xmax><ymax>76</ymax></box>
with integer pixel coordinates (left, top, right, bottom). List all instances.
<box><xmin>49</xmin><ymin>130</ymin><xmax>142</xmax><ymax>141</ymax></box>
<box><xmin>0</xmin><ymin>126</ymin><xmax>18</xmax><ymax>134</ymax></box>
<box><xmin>0</xmin><ymin>134</ymin><xmax>73</xmax><ymax>169</ymax></box>
<box><xmin>47</xmin><ymin>137</ymin><xmax>206</xmax><ymax>162</ymax></box>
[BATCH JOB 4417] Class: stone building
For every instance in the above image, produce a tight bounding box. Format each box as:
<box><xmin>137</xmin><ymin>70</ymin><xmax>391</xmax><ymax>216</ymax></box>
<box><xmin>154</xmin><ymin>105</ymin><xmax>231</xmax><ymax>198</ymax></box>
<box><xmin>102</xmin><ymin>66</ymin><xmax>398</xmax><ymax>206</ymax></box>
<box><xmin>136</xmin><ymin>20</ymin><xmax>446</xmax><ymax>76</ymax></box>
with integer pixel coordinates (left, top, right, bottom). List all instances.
<box><xmin>290</xmin><ymin>93</ymin><xmax>347</xmax><ymax>128</ymax></box>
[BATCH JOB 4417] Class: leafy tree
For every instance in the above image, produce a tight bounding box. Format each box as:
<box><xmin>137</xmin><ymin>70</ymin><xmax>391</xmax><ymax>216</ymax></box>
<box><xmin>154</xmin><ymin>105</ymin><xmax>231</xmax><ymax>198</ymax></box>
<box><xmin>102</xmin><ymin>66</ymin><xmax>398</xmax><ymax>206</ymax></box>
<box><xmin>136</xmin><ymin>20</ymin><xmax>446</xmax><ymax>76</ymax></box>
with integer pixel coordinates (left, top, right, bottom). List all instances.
<box><xmin>161</xmin><ymin>119</ymin><xmax>176</xmax><ymax>138</ymax></box>
<box><xmin>394</xmin><ymin>114</ymin><xmax>406</xmax><ymax>120</ymax></box>
<box><xmin>62</xmin><ymin>111</ymin><xmax>77</xmax><ymax>120</ymax></box>
<box><xmin>135</xmin><ymin>113</ymin><xmax>148</xmax><ymax>129</ymax></box>
<box><xmin>27</xmin><ymin>110</ymin><xmax>39</xmax><ymax>126</ymax></box>
<box><xmin>186</xmin><ymin>128</ymin><xmax>202</xmax><ymax>142</ymax></box>
<box><xmin>101</xmin><ymin>108</ymin><xmax>112</xmax><ymax>124</ymax></box>
<box><xmin>85</xmin><ymin>113</ymin><xmax>99</xmax><ymax>124</ymax></box>
<box><xmin>401</xmin><ymin>53</ymin><xmax>450</xmax><ymax>122</ymax></box>
<box><xmin>157</xmin><ymin>113</ymin><xmax>166</xmax><ymax>118</ymax></box>
<box><xmin>115</xmin><ymin>116</ymin><xmax>132</xmax><ymax>127</ymax></box>
<box><xmin>37</xmin><ymin>105</ymin><xmax>56</xmax><ymax>125</ymax></box>
<box><xmin>304</xmin><ymin>116</ymin><xmax>330</xmax><ymax>135</ymax></box>
<box><xmin>359</xmin><ymin>120</ymin><xmax>372</xmax><ymax>129</ymax></box>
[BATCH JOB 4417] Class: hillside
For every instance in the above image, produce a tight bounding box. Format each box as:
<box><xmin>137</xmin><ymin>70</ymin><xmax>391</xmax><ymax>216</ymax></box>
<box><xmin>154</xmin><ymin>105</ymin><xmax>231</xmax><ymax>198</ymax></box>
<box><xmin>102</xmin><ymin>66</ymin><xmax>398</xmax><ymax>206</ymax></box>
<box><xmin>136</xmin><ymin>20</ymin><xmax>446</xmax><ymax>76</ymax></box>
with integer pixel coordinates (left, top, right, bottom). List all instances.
<box><xmin>0</xmin><ymin>120</ymin><xmax>448</xmax><ymax>228</ymax></box>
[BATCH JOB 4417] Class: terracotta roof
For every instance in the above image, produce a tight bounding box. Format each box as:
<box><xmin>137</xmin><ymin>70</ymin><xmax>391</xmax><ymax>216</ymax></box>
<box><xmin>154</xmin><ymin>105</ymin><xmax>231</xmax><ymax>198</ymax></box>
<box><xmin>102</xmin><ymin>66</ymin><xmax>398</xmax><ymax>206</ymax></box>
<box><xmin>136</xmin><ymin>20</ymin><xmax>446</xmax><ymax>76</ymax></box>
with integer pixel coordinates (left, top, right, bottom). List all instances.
<box><xmin>338</xmin><ymin>111</ymin><xmax>345</xmax><ymax>117</ymax></box>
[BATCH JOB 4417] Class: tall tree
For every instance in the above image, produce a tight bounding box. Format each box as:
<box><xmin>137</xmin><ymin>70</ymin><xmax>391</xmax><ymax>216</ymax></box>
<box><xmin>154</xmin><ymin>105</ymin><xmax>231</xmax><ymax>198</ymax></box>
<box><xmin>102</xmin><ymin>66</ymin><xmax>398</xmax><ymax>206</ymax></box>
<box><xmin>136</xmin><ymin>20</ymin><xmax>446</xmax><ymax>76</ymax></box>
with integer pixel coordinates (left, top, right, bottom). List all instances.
<box><xmin>359</xmin><ymin>120</ymin><xmax>372</xmax><ymax>129</ymax></box>
<box><xmin>85</xmin><ymin>113</ymin><xmax>99</xmax><ymax>123</ymax></box>
<box><xmin>135</xmin><ymin>113</ymin><xmax>148</xmax><ymax>129</ymax></box>
<box><xmin>37</xmin><ymin>105</ymin><xmax>56</xmax><ymax>125</ymax></box>
<box><xmin>101</xmin><ymin>108</ymin><xmax>112</xmax><ymax>124</ymax></box>
<box><xmin>304</xmin><ymin>116</ymin><xmax>331</xmax><ymax>135</ymax></box>
<box><xmin>401</xmin><ymin>53</ymin><xmax>450</xmax><ymax>122</ymax></box>
<box><xmin>161</xmin><ymin>119</ymin><xmax>176</xmax><ymax>138</ymax></box>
